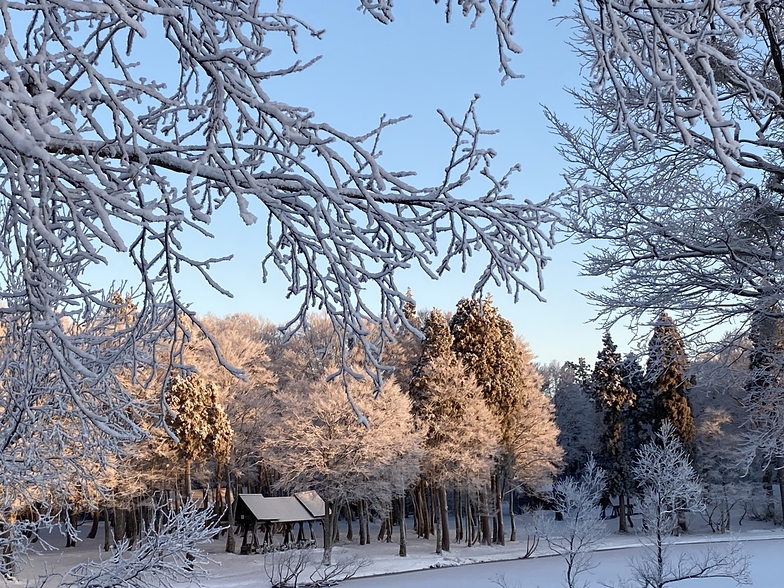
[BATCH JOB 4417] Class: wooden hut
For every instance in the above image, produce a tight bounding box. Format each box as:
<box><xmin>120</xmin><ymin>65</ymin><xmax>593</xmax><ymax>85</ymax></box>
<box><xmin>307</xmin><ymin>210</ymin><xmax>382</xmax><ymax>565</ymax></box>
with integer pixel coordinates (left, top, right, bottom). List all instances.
<box><xmin>234</xmin><ymin>492</ymin><xmax>325</xmax><ymax>554</ymax></box>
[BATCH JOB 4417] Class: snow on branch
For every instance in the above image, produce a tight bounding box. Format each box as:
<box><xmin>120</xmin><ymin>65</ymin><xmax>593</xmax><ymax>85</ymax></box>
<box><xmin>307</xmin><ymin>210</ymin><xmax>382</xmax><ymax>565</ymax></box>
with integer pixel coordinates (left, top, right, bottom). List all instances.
<box><xmin>0</xmin><ymin>0</ymin><xmax>558</xmax><ymax>392</ymax></box>
<box><xmin>57</xmin><ymin>501</ymin><xmax>218</xmax><ymax>588</ymax></box>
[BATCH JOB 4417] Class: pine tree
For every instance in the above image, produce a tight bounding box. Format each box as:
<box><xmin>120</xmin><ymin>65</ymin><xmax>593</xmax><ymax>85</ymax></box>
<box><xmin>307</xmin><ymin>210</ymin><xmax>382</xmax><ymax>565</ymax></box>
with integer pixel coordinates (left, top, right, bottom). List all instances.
<box><xmin>410</xmin><ymin>309</ymin><xmax>455</xmax><ymax>416</ymax></box>
<box><xmin>645</xmin><ymin>313</ymin><xmax>696</xmax><ymax>446</ymax></box>
<box><xmin>383</xmin><ymin>288</ymin><xmax>425</xmax><ymax>394</ymax></box>
<box><xmin>553</xmin><ymin>360</ymin><xmax>600</xmax><ymax>477</ymax></box>
<box><xmin>745</xmin><ymin>305</ymin><xmax>784</xmax><ymax>524</ymax></box>
<box><xmin>591</xmin><ymin>332</ymin><xmax>636</xmax><ymax>532</ymax></box>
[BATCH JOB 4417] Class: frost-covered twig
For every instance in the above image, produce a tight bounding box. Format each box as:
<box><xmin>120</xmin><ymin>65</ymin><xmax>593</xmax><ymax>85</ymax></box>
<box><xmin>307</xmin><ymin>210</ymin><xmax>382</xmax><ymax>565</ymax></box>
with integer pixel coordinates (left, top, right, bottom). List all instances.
<box><xmin>57</xmin><ymin>501</ymin><xmax>218</xmax><ymax>588</ymax></box>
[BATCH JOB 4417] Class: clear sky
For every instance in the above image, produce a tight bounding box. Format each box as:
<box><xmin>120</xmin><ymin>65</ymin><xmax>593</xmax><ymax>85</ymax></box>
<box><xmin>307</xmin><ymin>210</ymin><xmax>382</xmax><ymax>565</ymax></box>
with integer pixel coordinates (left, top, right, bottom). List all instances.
<box><xmin>104</xmin><ymin>3</ymin><xmax>634</xmax><ymax>365</ymax></box>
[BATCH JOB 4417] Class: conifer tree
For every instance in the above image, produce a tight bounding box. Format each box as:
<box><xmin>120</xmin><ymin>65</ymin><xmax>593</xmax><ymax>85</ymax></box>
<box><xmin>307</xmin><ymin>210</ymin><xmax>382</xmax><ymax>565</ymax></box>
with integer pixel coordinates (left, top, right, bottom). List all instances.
<box><xmin>554</xmin><ymin>360</ymin><xmax>600</xmax><ymax>477</ymax></box>
<box><xmin>591</xmin><ymin>333</ymin><xmax>636</xmax><ymax>532</ymax></box>
<box><xmin>450</xmin><ymin>297</ymin><xmax>561</xmax><ymax>545</ymax></box>
<box><xmin>384</xmin><ymin>289</ymin><xmax>425</xmax><ymax>394</ymax></box>
<box><xmin>165</xmin><ymin>373</ymin><xmax>233</xmax><ymax>500</ymax></box>
<box><xmin>645</xmin><ymin>313</ymin><xmax>696</xmax><ymax>446</ymax></box>
<box><xmin>409</xmin><ymin>309</ymin><xmax>501</xmax><ymax>553</ymax></box>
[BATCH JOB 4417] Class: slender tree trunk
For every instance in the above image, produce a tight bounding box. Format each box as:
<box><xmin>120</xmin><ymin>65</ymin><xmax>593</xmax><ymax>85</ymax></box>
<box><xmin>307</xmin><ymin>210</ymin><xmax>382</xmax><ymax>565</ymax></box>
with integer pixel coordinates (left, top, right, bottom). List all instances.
<box><xmin>363</xmin><ymin>500</ymin><xmax>371</xmax><ymax>543</ymax></box>
<box><xmin>434</xmin><ymin>492</ymin><xmax>442</xmax><ymax>555</ymax></box>
<box><xmin>126</xmin><ymin>502</ymin><xmax>138</xmax><ymax>546</ymax></box>
<box><xmin>103</xmin><ymin>507</ymin><xmax>113</xmax><ymax>551</ymax></box>
<box><xmin>397</xmin><ymin>496</ymin><xmax>407</xmax><ymax>557</ymax></box>
<box><xmin>495</xmin><ymin>475</ymin><xmax>505</xmax><ymax>546</ymax></box>
<box><xmin>87</xmin><ymin>509</ymin><xmax>100</xmax><ymax>540</ymax></box>
<box><xmin>345</xmin><ymin>502</ymin><xmax>354</xmax><ymax>541</ymax></box>
<box><xmin>454</xmin><ymin>491</ymin><xmax>462</xmax><ymax>544</ymax></box>
<box><xmin>417</xmin><ymin>483</ymin><xmax>430</xmax><ymax>539</ymax></box>
<box><xmin>359</xmin><ymin>501</ymin><xmax>367</xmax><ymax>545</ymax></box>
<box><xmin>437</xmin><ymin>486</ymin><xmax>449</xmax><ymax>552</ymax></box>
<box><xmin>619</xmin><ymin>493</ymin><xmax>628</xmax><ymax>533</ymax></box>
<box><xmin>467</xmin><ymin>497</ymin><xmax>474</xmax><ymax>547</ymax></box>
<box><xmin>322</xmin><ymin>501</ymin><xmax>339</xmax><ymax>566</ymax></box>
<box><xmin>184</xmin><ymin>460</ymin><xmax>192</xmax><ymax>502</ymax></box>
<box><xmin>777</xmin><ymin>457</ymin><xmax>784</xmax><ymax>527</ymax></box>
<box><xmin>509</xmin><ymin>491</ymin><xmax>516</xmax><ymax>542</ymax></box>
<box><xmin>225</xmin><ymin>470</ymin><xmax>236</xmax><ymax>553</ymax></box>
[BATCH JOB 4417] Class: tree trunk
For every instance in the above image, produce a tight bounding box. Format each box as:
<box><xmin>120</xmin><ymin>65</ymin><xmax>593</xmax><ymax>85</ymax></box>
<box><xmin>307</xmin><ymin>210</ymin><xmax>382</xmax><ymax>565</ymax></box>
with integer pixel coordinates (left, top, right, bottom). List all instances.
<box><xmin>495</xmin><ymin>476</ymin><xmax>505</xmax><ymax>545</ymax></box>
<box><xmin>438</xmin><ymin>486</ymin><xmax>450</xmax><ymax>552</ymax></box>
<box><xmin>87</xmin><ymin>509</ymin><xmax>100</xmax><ymax>540</ymax></box>
<box><xmin>509</xmin><ymin>490</ymin><xmax>516</xmax><ymax>542</ymax></box>
<box><xmin>434</xmin><ymin>493</ymin><xmax>442</xmax><ymax>555</ymax></box>
<box><xmin>467</xmin><ymin>497</ymin><xmax>475</xmax><ymax>547</ymax></box>
<box><xmin>764</xmin><ymin>464</ymin><xmax>776</xmax><ymax>522</ymax></box>
<box><xmin>777</xmin><ymin>457</ymin><xmax>784</xmax><ymax>527</ymax></box>
<box><xmin>184</xmin><ymin>460</ymin><xmax>192</xmax><ymax>502</ymax></box>
<box><xmin>126</xmin><ymin>502</ymin><xmax>138</xmax><ymax>546</ymax></box>
<box><xmin>454</xmin><ymin>491</ymin><xmax>462</xmax><ymax>544</ymax></box>
<box><xmin>363</xmin><ymin>500</ymin><xmax>371</xmax><ymax>543</ymax></box>
<box><xmin>619</xmin><ymin>493</ymin><xmax>628</xmax><ymax>533</ymax></box>
<box><xmin>359</xmin><ymin>500</ymin><xmax>367</xmax><ymax>545</ymax></box>
<box><xmin>397</xmin><ymin>496</ymin><xmax>407</xmax><ymax>557</ymax></box>
<box><xmin>103</xmin><ymin>507</ymin><xmax>113</xmax><ymax>551</ymax></box>
<box><xmin>322</xmin><ymin>501</ymin><xmax>339</xmax><ymax>566</ymax></box>
<box><xmin>114</xmin><ymin>509</ymin><xmax>126</xmax><ymax>545</ymax></box>
<box><xmin>345</xmin><ymin>502</ymin><xmax>354</xmax><ymax>541</ymax></box>
<box><xmin>417</xmin><ymin>483</ymin><xmax>430</xmax><ymax>539</ymax></box>
<box><xmin>225</xmin><ymin>470</ymin><xmax>236</xmax><ymax>553</ymax></box>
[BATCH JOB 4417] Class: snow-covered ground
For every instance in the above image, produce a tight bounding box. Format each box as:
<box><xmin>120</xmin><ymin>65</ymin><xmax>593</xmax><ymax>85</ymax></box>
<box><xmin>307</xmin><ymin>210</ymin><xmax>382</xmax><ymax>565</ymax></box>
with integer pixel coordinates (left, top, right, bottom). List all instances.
<box><xmin>14</xmin><ymin>511</ymin><xmax>784</xmax><ymax>587</ymax></box>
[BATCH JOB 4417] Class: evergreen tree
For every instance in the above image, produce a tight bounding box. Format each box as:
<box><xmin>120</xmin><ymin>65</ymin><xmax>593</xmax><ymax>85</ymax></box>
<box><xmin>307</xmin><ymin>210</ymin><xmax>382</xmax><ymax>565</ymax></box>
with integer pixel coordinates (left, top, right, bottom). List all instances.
<box><xmin>621</xmin><ymin>353</ymin><xmax>653</xmax><ymax>450</ymax></box>
<box><xmin>591</xmin><ymin>332</ymin><xmax>636</xmax><ymax>532</ymax></box>
<box><xmin>384</xmin><ymin>288</ymin><xmax>425</xmax><ymax>394</ymax></box>
<box><xmin>744</xmin><ymin>304</ymin><xmax>784</xmax><ymax>524</ymax></box>
<box><xmin>553</xmin><ymin>360</ymin><xmax>599</xmax><ymax>477</ymax></box>
<box><xmin>409</xmin><ymin>309</ymin><xmax>500</xmax><ymax>553</ymax></box>
<box><xmin>645</xmin><ymin>313</ymin><xmax>696</xmax><ymax>446</ymax></box>
<box><xmin>165</xmin><ymin>373</ymin><xmax>233</xmax><ymax>500</ymax></box>
<box><xmin>450</xmin><ymin>297</ymin><xmax>561</xmax><ymax>545</ymax></box>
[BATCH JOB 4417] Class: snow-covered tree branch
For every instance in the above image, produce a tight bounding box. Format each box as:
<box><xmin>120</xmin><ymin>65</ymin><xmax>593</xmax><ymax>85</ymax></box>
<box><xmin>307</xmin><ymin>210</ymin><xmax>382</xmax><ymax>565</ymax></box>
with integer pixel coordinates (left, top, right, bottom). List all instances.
<box><xmin>555</xmin><ymin>0</ymin><xmax>784</xmax><ymax>333</ymax></box>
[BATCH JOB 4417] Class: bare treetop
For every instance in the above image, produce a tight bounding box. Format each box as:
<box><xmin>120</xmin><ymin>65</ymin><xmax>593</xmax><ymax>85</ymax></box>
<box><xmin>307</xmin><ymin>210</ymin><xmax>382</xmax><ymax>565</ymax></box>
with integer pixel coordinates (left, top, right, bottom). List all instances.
<box><xmin>0</xmin><ymin>0</ymin><xmax>557</xmax><ymax>383</ymax></box>
<box><xmin>577</xmin><ymin>0</ymin><xmax>782</xmax><ymax>181</ymax></box>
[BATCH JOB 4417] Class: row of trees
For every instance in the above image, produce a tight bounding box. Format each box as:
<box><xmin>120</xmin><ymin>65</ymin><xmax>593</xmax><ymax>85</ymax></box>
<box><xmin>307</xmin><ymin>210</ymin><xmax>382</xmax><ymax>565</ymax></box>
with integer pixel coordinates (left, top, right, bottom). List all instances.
<box><xmin>162</xmin><ymin>297</ymin><xmax>562</xmax><ymax>564</ymax></box>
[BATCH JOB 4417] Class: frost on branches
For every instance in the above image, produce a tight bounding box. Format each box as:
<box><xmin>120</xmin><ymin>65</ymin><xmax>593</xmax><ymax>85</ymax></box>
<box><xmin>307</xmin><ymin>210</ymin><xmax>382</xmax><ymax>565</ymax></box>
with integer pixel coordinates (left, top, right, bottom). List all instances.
<box><xmin>0</xmin><ymin>0</ymin><xmax>553</xmax><ymax>577</ymax></box>
<box><xmin>0</xmin><ymin>0</ymin><xmax>557</xmax><ymax>385</ymax></box>
<box><xmin>554</xmin><ymin>0</ymin><xmax>784</xmax><ymax>333</ymax></box>
<box><xmin>625</xmin><ymin>422</ymin><xmax>750</xmax><ymax>588</ymax></box>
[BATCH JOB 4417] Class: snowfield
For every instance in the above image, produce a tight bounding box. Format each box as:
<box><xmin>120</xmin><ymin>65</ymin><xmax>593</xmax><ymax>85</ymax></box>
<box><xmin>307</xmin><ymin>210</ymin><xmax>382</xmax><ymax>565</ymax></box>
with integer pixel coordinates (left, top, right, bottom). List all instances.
<box><xmin>14</xmin><ymin>512</ymin><xmax>784</xmax><ymax>587</ymax></box>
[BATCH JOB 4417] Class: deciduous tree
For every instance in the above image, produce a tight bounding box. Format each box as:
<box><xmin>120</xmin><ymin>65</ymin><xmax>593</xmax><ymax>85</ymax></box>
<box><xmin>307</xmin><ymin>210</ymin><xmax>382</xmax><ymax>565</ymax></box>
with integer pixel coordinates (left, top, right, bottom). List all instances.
<box><xmin>260</xmin><ymin>376</ymin><xmax>422</xmax><ymax>565</ymax></box>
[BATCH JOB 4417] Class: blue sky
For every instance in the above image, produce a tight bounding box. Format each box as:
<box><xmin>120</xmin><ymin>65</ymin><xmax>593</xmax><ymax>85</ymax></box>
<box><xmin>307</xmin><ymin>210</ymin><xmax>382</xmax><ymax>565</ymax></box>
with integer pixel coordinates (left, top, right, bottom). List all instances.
<box><xmin>103</xmin><ymin>3</ymin><xmax>631</xmax><ymax>365</ymax></box>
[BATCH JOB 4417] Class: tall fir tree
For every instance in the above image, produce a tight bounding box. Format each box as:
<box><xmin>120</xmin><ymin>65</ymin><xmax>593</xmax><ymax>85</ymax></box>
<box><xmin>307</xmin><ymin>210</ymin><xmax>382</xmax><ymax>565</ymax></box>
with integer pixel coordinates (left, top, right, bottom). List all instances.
<box><xmin>384</xmin><ymin>288</ymin><xmax>424</xmax><ymax>394</ymax></box>
<box><xmin>410</xmin><ymin>309</ymin><xmax>501</xmax><ymax>553</ymax></box>
<box><xmin>645</xmin><ymin>313</ymin><xmax>696</xmax><ymax>446</ymax></box>
<box><xmin>591</xmin><ymin>333</ymin><xmax>636</xmax><ymax>532</ymax></box>
<box><xmin>410</xmin><ymin>309</ymin><xmax>455</xmax><ymax>416</ymax></box>
<box><xmin>409</xmin><ymin>309</ymin><xmax>502</xmax><ymax>553</ymax></box>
